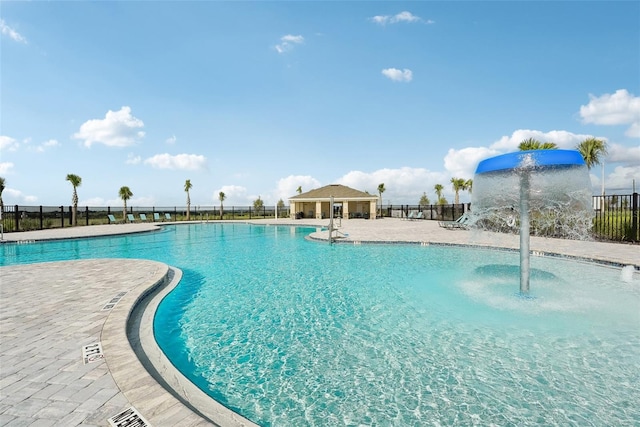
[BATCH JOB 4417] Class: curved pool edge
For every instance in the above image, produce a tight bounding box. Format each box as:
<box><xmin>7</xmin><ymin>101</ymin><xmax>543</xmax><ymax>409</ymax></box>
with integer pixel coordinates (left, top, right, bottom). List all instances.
<box><xmin>102</xmin><ymin>260</ymin><xmax>259</xmax><ymax>427</ymax></box>
<box><xmin>304</xmin><ymin>223</ymin><xmax>640</xmax><ymax>272</ymax></box>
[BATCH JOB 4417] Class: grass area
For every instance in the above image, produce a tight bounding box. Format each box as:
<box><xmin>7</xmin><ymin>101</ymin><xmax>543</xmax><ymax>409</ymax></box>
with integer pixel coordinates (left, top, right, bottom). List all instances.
<box><xmin>592</xmin><ymin>211</ymin><xmax>638</xmax><ymax>242</ymax></box>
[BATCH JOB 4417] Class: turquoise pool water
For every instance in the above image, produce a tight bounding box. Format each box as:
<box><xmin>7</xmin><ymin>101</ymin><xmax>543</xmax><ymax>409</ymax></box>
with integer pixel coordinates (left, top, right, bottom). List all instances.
<box><xmin>2</xmin><ymin>223</ymin><xmax>639</xmax><ymax>426</ymax></box>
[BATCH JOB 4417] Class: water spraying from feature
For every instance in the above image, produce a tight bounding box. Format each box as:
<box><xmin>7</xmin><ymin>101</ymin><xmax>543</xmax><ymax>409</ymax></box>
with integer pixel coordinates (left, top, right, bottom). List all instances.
<box><xmin>472</xmin><ymin>150</ymin><xmax>593</xmax><ymax>295</ymax></box>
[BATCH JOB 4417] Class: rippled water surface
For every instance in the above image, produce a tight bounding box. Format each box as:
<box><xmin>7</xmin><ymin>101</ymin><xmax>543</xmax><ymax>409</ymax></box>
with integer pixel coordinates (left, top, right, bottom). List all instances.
<box><xmin>3</xmin><ymin>223</ymin><xmax>639</xmax><ymax>426</ymax></box>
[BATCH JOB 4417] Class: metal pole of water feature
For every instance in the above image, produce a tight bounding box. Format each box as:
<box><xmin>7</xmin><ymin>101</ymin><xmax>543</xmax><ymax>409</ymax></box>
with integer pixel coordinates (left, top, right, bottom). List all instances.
<box><xmin>519</xmin><ymin>172</ymin><xmax>531</xmax><ymax>294</ymax></box>
<box><xmin>329</xmin><ymin>196</ymin><xmax>334</xmax><ymax>245</ymax></box>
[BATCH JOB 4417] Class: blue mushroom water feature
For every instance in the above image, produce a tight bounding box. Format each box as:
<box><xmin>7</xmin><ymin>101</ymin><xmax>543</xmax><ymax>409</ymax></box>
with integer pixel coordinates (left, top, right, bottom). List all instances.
<box><xmin>472</xmin><ymin>150</ymin><xmax>593</xmax><ymax>295</ymax></box>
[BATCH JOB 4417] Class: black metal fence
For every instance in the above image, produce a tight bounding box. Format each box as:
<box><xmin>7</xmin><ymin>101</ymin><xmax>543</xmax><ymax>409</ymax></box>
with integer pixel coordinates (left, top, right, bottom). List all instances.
<box><xmin>591</xmin><ymin>193</ymin><xmax>639</xmax><ymax>242</ymax></box>
<box><xmin>1</xmin><ymin>193</ymin><xmax>638</xmax><ymax>243</ymax></box>
<box><xmin>0</xmin><ymin>205</ymin><xmax>289</xmax><ymax>233</ymax></box>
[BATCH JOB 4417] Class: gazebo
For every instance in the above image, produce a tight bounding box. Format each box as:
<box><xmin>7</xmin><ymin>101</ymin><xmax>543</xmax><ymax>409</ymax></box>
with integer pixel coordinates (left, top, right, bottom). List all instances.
<box><xmin>289</xmin><ymin>184</ymin><xmax>379</xmax><ymax>220</ymax></box>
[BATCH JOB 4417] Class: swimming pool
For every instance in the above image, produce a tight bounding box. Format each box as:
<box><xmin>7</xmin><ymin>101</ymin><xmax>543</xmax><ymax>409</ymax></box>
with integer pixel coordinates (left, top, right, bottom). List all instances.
<box><xmin>2</xmin><ymin>223</ymin><xmax>639</xmax><ymax>426</ymax></box>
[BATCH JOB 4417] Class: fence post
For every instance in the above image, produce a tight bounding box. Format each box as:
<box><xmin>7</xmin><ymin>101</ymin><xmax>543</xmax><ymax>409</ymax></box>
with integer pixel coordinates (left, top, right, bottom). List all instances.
<box><xmin>68</xmin><ymin>206</ymin><xmax>72</xmax><ymax>226</ymax></box>
<box><xmin>86</xmin><ymin>206</ymin><xmax>89</xmax><ymax>226</ymax></box>
<box><xmin>59</xmin><ymin>206</ymin><xmax>64</xmax><ymax>228</ymax></box>
<box><xmin>14</xmin><ymin>205</ymin><xmax>19</xmax><ymax>232</ymax></box>
<box><xmin>632</xmin><ymin>192</ymin><xmax>639</xmax><ymax>242</ymax></box>
<box><xmin>40</xmin><ymin>206</ymin><xmax>43</xmax><ymax>230</ymax></box>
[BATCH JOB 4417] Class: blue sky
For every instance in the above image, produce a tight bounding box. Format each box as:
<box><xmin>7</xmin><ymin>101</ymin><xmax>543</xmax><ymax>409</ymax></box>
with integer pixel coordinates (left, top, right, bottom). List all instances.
<box><xmin>1</xmin><ymin>1</ymin><xmax>639</xmax><ymax>208</ymax></box>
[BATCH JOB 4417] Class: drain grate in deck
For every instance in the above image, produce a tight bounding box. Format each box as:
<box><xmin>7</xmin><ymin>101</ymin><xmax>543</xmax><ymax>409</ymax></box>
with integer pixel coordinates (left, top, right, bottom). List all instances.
<box><xmin>102</xmin><ymin>291</ymin><xmax>128</xmax><ymax>311</ymax></box>
<box><xmin>108</xmin><ymin>406</ymin><xmax>151</xmax><ymax>427</ymax></box>
<box><xmin>82</xmin><ymin>342</ymin><xmax>104</xmax><ymax>364</ymax></box>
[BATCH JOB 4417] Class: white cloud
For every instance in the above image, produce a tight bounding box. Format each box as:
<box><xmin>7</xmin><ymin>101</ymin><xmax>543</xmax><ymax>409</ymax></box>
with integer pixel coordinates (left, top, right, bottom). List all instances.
<box><xmin>382</xmin><ymin>68</ymin><xmax>413</xmax><ymax>82</ymax></box>
<box><xmin>443</xmin><ymin>129</ymin><xmax>615</xmax><ymax>188</ymax></box>
<box><xmin>126</xmin><ymin>153</ymin><xmax>142</xmax><ymax>165</ymax></box>
<box><xmin>274</xmin><ymin>175</ymin><xmax>322</xmax><ymax>203</ymax></box>
<box><xmin>336</xmin><ymin>167</ymin><xmax>448</xmax><ymax>204</ymax></box>
<box><xmin>3</xmin><ymin>188</ymin><xmax>37</xmax><ymax>204</ymax></box>
<box><xmin>73</xmin><ymin>106</ymin><xmax>145</xmax><ymax>147</ymax></box>
<box><xmin>144</xmin><ymin>153</ymin><xmax>207</xmax><ymax>171</ymax></box>
<box><xmin>626</xmin><ymin>122</ymin><xmax>640</xmax><ymax>138</ymax></box>
<box><xmin>214</xmin><ymin>185</ymin><xmax>249</xmax><ymax>205</ymax></box>
<box><xmin>370</xmin><ymin>11</ymin><xmax>431</xmax><ymax>25</ymax></box>
<box><xmin>444</xmin><ymin>147</ymin><xmax>501</xmax><ymax>179</ymax></box>
<box><xmin>489</xmin><ymin>129</ymin><xmax>596</xmax><ymax>151</ymax></box>
<box><xmin>605</xmin><ymin>165</ymin><xmax>640</xmax><ymax>191</ymax></box>
<box><xmin>579</xmin><ymin>89</ymin><xmax>640</xmax><ymax>137</ymax></box>
<box><xmin>606</xmin><ymin>143</ymin><xmax>640</xmax><ymax>166</ymax></box>
<box><xmin>34</xmin><ymin>139</ymin><xmax>59</xmax><ymax>153</ymax></box>
<box><xmin>0</xmin><ymin>162</ymin><xmax>15</xmax><ymax>174</ymax></box>
<box><xmin>0</xmin><ymin>136</ymin><xmax>20</xmax><ymax>152</ymax></box>
<box><xmin>0</xmin><ymin>19</ymin><xmax>27</xmax><ymax>43</ymax></box>
<box><xmin>165</xmin><ymin>135</ymin><xmax>177</xmax><ymax>144</ymax></box>
<box><xmin>275</xmin><ymin>34</ymin><xmax>304</xmax><ymax>54</ymax></box>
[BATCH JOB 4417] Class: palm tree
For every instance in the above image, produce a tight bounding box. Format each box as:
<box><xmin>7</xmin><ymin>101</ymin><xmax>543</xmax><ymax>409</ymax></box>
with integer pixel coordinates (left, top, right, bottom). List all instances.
<box><xmin>184</xmin><ymin>179</ymin><xmax>192</xmax><ymax>221</ymax></box>
<box><xmin>465</xmin><ymin>179</ymin><xmax>473</xmax><ymax>195</ymax></box>
<box><xmin>518</xmin><ymin>138</ymin><xmax>557</xmax><ymax>151</ymax></box>
<box><xmin>0</xmin><ymin>176</ymin><xmax>5</xmax><ymax>217</ymax></box>
<box><xmin>576</xmin><ymin>137</ymin><xmax>607</xmax><ymax>170</ymax></box>
<box><xmin>434</xmin><ymin>184</ymin><xmax>444</xmax><ymax>205</ymax></box>
<box><xmin>119</xmin><ymin>186</ymin><xmax>133</xmax><ymax>221</ymax></box>
<box><xmin>377</xmin><ymin>183</ymin><xmax>386</xmax><ymax>217</ymax></box>
<box><xmin>451</xmin><ymin>177</ymin><xmax>468</xmax><ymax>205</ymax></box>
<box><xmin>218</xmin><ymin>191</ymin><xmax>226</xmax><ymax>220</ymax></box>
<box><xmin>296</xmin><ymin>186</ymin><xmax>302</xmax><ymax>194</ymax></box>
<box><xmin>66</xmin><ymin>174</ymin><xmax>82</xmax><ymax>226</ymax></box>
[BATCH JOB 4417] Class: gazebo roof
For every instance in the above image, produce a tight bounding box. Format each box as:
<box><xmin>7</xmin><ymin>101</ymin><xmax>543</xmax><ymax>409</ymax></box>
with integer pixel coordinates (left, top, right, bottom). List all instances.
<box><xmin>289</xmin><ymin>184</ymin><xmax>377</xmax><ymax>201</ymax></box>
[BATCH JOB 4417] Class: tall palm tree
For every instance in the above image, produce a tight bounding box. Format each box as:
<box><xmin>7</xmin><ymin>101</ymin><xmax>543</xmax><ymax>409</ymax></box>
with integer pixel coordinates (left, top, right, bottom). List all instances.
<box><xmin>518</xmin><ymin>138</ymin><xmax>557</xmax><ymax>151</ymax></box>
<box><xmin>434</xmin><ymin>183</ymin><xmax>444</xmax><ymax>205</ymax></box>
<box><xmin>377</xmin><ymin>183</ymin><xmax>386</xmax><ymax>217</ymax></box>
<box><xmin>184</xmin><ymin>179</ymin><xmax>192</xmax><ymax>221</ymax></box>
<box><xmin>450</xmin><ymin>177</ymin><xmax>467</xmax><ymax>205</ymax></box>
<box><xmin>66</xmin><ymin>174</ymin><xmax>82</xmax><ymax>226</ymax></box>
<box><xmin>119</xmin><ymin>186</ymin><xmax>133</xmax><ymax>221</ymax></box>
<box><xmin>218</xmin><ymin>191</ymin><xmax>226</xmax><ymax>220</ymax></box>
<box><xmin>0</xmin><ymin>176</ymin><xmax>5</xmax><ymax>217</ymax></box>
<box><xmin>465</xmin><ymin>179</ymin><xmax>473</xmax><ymax>195</ymax></box>
<box><xmin>576</xmin><ymin>137</ymin><xmax>608</xmax><ymax>170</ymax></box>
<box><xmin>296</xmin><ymin>186</ymin><xmax>302</xmax><ymax>194</ymax></box>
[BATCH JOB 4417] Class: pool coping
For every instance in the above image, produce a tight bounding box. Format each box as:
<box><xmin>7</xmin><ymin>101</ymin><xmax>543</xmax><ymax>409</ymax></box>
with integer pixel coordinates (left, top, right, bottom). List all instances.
<box><xmin>307</xmin><ymin>235</ymin><xmax>640</xmax><ymax>271</ymax></box>
<box><xmin>125</xmin><ymin>265</ymin><xmax>260</xmax><ymax>427</ymax></box>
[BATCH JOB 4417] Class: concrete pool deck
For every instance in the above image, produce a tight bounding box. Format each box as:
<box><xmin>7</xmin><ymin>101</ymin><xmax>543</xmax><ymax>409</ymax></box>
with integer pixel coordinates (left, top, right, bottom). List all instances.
<box><xmin>1</xmin><ymin>219</ymin><xmax>638</xmax><ymax>426</ymax></box>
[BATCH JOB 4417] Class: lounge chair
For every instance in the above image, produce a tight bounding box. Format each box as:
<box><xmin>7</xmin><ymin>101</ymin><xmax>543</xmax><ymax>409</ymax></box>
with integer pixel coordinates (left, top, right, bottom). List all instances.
<box><xmin>405</xmin><ymin>211</ymin><xmax>416</xmax><ymax>221</ymax></box>
<box><xmin>414</xmin><ymin>211</ymin><xmax>424</xmax><ymax>220</ymax></box>
<box><xmin>153</xmin><ymin>213</ymin><xmax>161</xmax><ymax>222</ymax></box>
<box><xmin>139</xmin><ymin>213</ymin><xmax>148</xmax><ymax>222</ymax></box>
<box><xmin>438</xmin><ymin>213</ymin><xmax>470</xmax><ymax>230</ymax></box>
<box><xmin>165</xmin><ymin>213</ymin><xmax>172</xmax><ymax>221</ymax></box>
<box><xmin>127</xmin><ymin>213</ymin><xmax>136</xmax><ymax>223</ymax></box>
<box><xmin>107</xmin><ymin>214</ymin><xmax>117</xmax><ymax>224</ymax></box>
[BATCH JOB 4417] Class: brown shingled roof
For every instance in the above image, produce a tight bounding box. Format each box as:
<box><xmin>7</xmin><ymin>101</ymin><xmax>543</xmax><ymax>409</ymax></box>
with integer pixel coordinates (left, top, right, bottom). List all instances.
<box><xmin>289</xmin><ymin>184</ymin><xmax>376</xmax><ymax>200</ymax></box>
